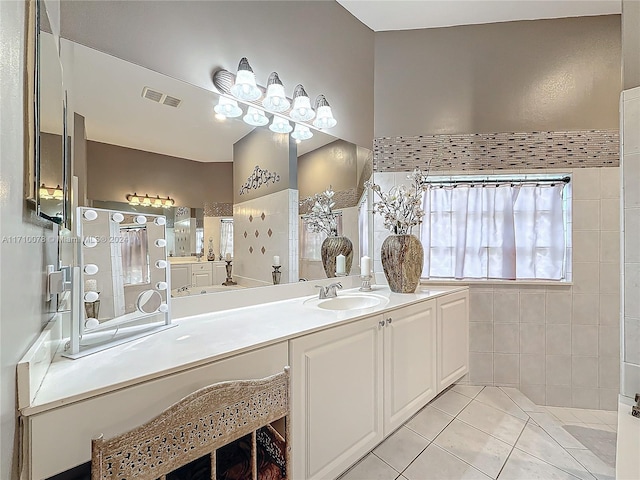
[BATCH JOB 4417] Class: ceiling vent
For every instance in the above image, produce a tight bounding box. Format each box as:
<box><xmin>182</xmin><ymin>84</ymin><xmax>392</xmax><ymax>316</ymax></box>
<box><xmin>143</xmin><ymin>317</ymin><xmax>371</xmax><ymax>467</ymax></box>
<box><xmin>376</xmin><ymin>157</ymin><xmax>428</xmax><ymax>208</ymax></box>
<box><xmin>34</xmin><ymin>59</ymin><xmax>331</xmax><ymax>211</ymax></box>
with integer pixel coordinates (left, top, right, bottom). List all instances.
<box><xmin>141</xmin><ymin>87</ymin><xmax>181</xmax><ymax>108</ymax></box>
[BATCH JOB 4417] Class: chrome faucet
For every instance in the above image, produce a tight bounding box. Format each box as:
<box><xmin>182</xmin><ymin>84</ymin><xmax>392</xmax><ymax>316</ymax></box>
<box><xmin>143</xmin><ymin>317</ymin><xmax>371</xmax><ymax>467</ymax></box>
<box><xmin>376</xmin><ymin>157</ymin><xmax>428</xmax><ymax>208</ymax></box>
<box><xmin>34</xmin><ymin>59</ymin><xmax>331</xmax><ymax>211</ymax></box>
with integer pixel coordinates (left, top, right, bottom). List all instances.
<box><xmin>177</xmin><ymin>285</ymin><xmax>190</xmax><ymax>293</ymax></box>
<box><xmin>316</xmin><ymin>282</ymin><xmax>342</xmax><ymax>299</ymax></box>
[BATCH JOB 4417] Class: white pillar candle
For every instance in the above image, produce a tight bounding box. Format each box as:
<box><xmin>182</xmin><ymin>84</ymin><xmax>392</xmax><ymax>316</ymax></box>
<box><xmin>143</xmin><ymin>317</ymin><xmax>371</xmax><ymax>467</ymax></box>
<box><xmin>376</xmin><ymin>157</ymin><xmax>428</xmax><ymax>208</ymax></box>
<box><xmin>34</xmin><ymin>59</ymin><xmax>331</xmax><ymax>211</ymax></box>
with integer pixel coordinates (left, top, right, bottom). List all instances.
<box><xmin>273</xmin><ymin>255</ymin><xmax>280</xmax><ymax>266</ymax></box>
<box><xmin>336</xmin><ymin>254</ymin><xmax>346</xmax><ymax>275</ymax></box>
<box><xmin>360</xmin><ymin>256</ymin><xmax>371</xmax><ymax>276</ymax></box>
<box><xmin>226</xmin><ymin>253</ymin><xmax>232</xmax><ymax>261</ymax></box>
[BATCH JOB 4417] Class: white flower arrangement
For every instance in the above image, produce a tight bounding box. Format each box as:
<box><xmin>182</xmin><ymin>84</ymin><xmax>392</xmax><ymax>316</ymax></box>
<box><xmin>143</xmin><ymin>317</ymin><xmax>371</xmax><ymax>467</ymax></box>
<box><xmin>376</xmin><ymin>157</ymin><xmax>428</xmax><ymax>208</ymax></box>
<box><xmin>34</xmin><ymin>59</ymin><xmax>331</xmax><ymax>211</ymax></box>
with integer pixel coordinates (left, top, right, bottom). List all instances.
<box><xmin>300</xmin><ymin>186</ymin><xmax>339</xmax><ymax>237</ymax></box>
<box><xmin>365</xmin><ymin>168</ymin><xmax>429</xmax><ymax>235</ymax></box>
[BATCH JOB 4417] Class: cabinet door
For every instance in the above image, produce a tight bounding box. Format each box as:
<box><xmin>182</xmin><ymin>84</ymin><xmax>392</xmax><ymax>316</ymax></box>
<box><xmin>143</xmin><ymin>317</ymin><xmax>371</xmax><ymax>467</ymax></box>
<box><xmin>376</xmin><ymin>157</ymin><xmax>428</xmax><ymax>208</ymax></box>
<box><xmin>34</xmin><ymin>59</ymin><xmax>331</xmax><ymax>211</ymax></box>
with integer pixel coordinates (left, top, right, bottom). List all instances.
<box><xmin>436</xmin><ymin>290</ymin><xmax>469</xmax><ymax>392</ymax></box>
<box><xmin>170</xmin><ymin>264</ymin><xmax>190</xmax><ymax>290</ymax></box>
<box><xmin>383</xmin><ymin>300</ymin><xmax>437</xmax><ymax>434</ymax></box>
<box><xmin>291</xmin><ymin>316</ymin><xmax>384</xmax><ymax>480</ymax></box>
<box><xmin>214</xmin><ymin>264</ymin><xmax>227</xmax><ymax>284</ymax></box>
<box><xmin>192</xmin><ymin>270</ymin><xmax>212</xmax><ymax>287</ymax></box>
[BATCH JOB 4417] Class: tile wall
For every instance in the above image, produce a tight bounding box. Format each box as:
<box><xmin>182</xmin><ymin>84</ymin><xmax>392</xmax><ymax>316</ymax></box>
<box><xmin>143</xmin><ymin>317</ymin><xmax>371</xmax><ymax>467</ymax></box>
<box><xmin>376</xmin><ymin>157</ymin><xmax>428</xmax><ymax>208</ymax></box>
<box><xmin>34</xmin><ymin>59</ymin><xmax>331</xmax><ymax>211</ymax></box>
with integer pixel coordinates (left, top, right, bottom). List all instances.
<box><xmin>233</xmin><ymin>189</ymin><xmax>299</xmax><ymax>286</ymax></box>
<box><xmin>372</xmin><ymin>167</ymin><xmax>621</xmax><ymax>410</ymax></box>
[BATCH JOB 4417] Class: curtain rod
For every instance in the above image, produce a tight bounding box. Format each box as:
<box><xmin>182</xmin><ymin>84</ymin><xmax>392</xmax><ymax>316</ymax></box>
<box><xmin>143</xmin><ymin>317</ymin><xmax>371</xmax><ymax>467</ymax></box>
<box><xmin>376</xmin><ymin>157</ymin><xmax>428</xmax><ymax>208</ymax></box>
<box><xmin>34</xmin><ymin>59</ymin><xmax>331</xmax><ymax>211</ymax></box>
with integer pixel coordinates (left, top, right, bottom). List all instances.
<box><xmin>422</xmin><ymin>176</ymin><xmax>570</xmax><ymax>187</ymax></box>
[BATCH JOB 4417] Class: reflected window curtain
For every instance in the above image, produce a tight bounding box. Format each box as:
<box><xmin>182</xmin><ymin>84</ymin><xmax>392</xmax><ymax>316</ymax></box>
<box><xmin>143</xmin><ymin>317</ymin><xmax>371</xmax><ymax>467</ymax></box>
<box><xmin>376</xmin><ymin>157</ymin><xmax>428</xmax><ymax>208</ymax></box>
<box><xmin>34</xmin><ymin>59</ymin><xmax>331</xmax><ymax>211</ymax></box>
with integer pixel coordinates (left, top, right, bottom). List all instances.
<box><xmin>421</xmin><ymin>183</ymin><xmax>565</xmax><ymax>280</ymax></box>
<box><xmin>358</xmin><ymin>196</ymin><xmax>369</xmax><ymax>258</ymax></box>
<box><xmin>301</xmin><ymin>214</ymin><xmax>343</xmax><ymax>261</ymax></box>
<box><xmin>220</xmin><ymin>219</ymin><xmax>233</xmax><ymax>258</ymax></box>
<box><xmin>121</xmin><ymin>227</ymin><xmax>149</xmax><ymax>284</ymax></box>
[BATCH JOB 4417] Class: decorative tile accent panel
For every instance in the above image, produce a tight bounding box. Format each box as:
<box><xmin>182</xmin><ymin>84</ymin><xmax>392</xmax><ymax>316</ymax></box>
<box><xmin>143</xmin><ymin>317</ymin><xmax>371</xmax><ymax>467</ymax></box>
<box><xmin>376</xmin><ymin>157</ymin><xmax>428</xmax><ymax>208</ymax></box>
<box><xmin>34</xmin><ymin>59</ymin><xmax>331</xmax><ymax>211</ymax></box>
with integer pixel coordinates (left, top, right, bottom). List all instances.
<box><xmin>204</xmin><ymin>202</ymin><xmax>233</xmax><ymax>217</ymax></box>
<box><xmin>299</xmin><ymin>188</ymin><xmax>359</xmax><ymax>214</ymax></box>
<box><xmin>374</xmin><ymin>130</ymin><xmax>619</xmax><ymax>172</ymax></box>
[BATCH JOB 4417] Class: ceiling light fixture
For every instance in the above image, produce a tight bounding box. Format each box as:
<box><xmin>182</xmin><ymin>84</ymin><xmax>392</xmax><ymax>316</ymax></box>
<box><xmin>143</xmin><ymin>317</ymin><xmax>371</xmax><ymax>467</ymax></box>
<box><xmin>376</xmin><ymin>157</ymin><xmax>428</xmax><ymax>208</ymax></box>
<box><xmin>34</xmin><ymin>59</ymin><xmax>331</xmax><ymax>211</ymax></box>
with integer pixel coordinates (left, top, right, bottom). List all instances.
<box><xmin>230</xmin><ymin>57</ymin><xmax>262</xmax><ymax>101</ymax></box>
<box><xmin>269</xmin><ymin>116</ymin><xmax>293</xmax><ymax>134</ymax></box>
<box><xmin>290</xmin><ymin>84</ymin><xmax>315</xmax><ymax>122</ymax></box>
<box><xmin>313</xmin><ymin>95</ymin><xmax>337</xmax><ymax>129</ymax></box>
<box><xmin>243</xmin><ymin>107</ymin><xmax>269</xmax><ymax>127</ymax></box>
<box><xmin>39</xmin><ymin>184</ymin><xmax>63</xmax><ymax>200</ymax></box>
<box><xmin>262</xmin><ymin>72</ymin><xmax>290</xmax><ymax>113</ymax></box>
<box><xmin>291</xmin><ymin>124</ymin><xmax>313</xmax><ymax>142</ymax></box>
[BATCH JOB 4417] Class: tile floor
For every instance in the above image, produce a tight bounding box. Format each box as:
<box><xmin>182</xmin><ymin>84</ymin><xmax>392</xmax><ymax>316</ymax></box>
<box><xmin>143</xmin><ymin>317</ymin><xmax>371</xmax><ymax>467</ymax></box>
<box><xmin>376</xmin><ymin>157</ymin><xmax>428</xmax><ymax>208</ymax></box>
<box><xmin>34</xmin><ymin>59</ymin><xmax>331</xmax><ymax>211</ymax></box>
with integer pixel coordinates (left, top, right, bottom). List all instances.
<box><xmin>338</xmin><ymin>386</ymin><xmax>617</xmax><ymax>480</ymax></box>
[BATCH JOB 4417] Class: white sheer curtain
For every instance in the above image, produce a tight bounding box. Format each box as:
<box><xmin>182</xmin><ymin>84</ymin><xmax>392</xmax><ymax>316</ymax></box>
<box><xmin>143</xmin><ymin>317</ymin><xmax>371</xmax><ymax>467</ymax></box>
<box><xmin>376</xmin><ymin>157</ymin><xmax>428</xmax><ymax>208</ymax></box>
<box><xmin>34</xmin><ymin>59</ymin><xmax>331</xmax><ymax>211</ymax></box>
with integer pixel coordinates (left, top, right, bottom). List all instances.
<box><xmin>220</xmin><ymin>219</ymin><xmax>233</xmax><ymax>258</ymax></box>
<box><xmin>301</xmin><ymin>214</ymin><xmax>343</xmax><ymax>261</ymax></box>
<box><xmin>121</xmin><ymin>227</ymin><xmax>149</xmax><ymax>285</ymax></box>
<box><xmin>421</xmin><ymin>183</ymin><xmax>566</xmax><ymax>280</ymax></box>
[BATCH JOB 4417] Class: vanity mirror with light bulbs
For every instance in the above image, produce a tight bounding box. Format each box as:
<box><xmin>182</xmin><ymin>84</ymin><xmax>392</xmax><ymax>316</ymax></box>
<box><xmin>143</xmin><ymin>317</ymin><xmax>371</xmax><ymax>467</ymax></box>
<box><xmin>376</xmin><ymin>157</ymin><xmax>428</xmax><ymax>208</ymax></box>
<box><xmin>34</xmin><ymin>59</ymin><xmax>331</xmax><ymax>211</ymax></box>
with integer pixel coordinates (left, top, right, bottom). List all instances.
<box><xmin>60</xmin><ymin>38</ymin><xmax>374</xmax><ymax>301</ymax></box>
<box><xmin>64</xmin><ymin>206</ymin><xmax>173</xmax><ymax>358</ymax></box>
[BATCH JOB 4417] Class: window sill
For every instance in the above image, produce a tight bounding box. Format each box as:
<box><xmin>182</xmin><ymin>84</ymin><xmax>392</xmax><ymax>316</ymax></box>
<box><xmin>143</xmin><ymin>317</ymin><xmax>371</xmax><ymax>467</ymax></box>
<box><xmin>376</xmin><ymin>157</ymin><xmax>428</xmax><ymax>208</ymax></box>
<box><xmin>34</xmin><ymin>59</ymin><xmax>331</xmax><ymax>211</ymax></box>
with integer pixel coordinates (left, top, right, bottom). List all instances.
<box><xmin>419</xmin><ymin>279</ymin><xmax>573</xmax><ymax>287</ymax></box>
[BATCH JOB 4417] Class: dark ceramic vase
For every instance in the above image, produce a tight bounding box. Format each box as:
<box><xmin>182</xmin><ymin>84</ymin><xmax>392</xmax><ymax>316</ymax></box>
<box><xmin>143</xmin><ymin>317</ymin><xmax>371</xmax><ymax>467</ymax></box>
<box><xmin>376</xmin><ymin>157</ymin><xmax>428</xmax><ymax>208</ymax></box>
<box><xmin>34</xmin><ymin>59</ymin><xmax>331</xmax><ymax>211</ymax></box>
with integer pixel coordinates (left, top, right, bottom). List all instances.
<box><xmin>381</xmin><ymin>234</ymin><xmax>424</xmax><ymax>293</ymax></box>
<box><xmin>321</xmin><ymin>236</ymin><xmax>353</xmax><ymax>278</ymax></box>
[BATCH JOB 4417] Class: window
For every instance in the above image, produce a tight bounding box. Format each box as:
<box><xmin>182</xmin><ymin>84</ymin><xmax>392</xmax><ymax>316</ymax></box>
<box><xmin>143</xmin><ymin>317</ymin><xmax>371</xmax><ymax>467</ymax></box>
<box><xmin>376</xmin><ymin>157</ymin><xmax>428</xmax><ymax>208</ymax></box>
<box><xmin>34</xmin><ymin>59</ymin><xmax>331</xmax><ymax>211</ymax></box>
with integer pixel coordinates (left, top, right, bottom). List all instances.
<box><xmin>420</xmin><ymin>175</ymin><xmax>570</xmax><ymax>281</ymax></box>
<box><xmin>300</xmin><ymin>213</ymin><xmax>343</xmax><ymax>261</ymax></box>
<box><xmin>220</xmin><ymin>219</ymin><xmax>233</xmax><ymax>258</ymax></box>
<box><xmin>120</xmin><ymin>226</ymin><xmax>150</xmax><ymax>285</ymax></box>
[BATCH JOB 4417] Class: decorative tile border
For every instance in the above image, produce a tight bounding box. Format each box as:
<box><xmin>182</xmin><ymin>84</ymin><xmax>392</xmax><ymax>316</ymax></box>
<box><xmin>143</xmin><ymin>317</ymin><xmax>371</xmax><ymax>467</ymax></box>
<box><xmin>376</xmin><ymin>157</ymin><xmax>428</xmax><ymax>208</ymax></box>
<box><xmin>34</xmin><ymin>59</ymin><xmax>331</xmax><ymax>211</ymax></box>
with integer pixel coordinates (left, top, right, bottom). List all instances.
<box><xmin>374</xmin><ymin>130</ymin><xmax>619</xmax><ymax>172</ymax></box>
<box><xmin>204</xmin><ymin>202</ymin><xmax>233</xmax><ymax>217</ymax></box>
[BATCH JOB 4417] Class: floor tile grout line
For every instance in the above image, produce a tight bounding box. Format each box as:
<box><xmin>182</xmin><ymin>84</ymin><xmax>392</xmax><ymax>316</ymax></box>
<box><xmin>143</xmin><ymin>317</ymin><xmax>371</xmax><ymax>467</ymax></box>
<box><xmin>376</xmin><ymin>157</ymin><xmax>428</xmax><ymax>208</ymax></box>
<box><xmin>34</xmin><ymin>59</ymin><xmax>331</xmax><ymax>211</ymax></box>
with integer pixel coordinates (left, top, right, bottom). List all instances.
<box><xmin>454</xmin><ymin>405</ymin><xmax>527</xmax><ymax>447</ymax></box>
<box><xmin>391</xmin><ymin>441</ymin><xmax>432</xmax><ymax>478</ymax></box>
<box><xmin>494</xmin><ymin>417</ymin><xmax>532</xmax><ymax>479</ymax></box>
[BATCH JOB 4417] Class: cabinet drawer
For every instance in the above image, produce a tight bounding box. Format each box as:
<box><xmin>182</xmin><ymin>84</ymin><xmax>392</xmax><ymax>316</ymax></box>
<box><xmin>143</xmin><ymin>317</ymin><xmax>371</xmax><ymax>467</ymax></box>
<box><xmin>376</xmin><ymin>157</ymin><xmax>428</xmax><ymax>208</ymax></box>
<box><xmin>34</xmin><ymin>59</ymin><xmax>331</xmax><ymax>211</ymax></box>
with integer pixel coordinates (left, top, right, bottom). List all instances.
<box><xmin>192</xmin><ymin>263</ymin><xmax>213</xmax><ymax>272</ymax></box>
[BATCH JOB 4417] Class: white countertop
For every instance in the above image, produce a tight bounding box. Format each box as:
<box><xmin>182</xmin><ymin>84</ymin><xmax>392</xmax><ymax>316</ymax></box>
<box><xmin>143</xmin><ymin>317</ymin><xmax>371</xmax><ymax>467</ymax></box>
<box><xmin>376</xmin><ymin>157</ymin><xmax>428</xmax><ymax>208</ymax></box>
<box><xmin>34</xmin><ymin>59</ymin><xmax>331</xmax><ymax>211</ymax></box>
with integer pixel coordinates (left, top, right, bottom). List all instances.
<box><xmin>24</xmin><ymin>285</ymin><xmax>466</xmax><ymax>416</ymax></box>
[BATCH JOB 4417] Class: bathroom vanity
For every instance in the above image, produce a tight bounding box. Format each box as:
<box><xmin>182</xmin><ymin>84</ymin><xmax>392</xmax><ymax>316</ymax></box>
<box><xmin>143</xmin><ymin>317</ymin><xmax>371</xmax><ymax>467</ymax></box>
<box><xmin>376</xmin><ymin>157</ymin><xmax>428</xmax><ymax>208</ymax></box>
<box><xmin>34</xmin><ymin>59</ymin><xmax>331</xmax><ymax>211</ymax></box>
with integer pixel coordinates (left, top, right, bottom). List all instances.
<box><xmin>18</xmin><ymin>285</ymin><xmax>468</xmax><ymax>480</ymax></box>
<box><xmin>170</xmin><ymin>259</ymin><xmax>228</xmax><ymax>289</ymax></box>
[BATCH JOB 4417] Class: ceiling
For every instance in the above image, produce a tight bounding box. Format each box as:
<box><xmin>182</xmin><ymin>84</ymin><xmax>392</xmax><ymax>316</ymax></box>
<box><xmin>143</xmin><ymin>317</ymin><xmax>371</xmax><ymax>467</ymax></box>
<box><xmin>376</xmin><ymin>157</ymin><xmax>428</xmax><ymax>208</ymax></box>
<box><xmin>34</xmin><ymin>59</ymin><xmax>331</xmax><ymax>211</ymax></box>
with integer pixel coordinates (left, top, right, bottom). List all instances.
<box><xmin>337</xmin><ymin>0</ymin><xmax>621</xmax><ymax>32</ymax></box>
<box><xmin>62</xmin><ymin>39</ymin><xmax>337</xmax><ymax>163</ymax></box>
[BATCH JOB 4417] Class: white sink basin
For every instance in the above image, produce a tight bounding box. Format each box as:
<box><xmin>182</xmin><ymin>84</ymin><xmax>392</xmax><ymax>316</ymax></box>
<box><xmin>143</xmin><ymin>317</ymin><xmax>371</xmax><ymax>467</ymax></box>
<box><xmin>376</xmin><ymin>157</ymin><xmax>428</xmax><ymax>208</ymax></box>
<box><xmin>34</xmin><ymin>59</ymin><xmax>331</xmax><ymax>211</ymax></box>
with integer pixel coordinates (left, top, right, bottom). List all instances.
<box><xmin>304</xmin><ymin>293</ymin><xmax>388</xmax><ymax>311</ymax></box>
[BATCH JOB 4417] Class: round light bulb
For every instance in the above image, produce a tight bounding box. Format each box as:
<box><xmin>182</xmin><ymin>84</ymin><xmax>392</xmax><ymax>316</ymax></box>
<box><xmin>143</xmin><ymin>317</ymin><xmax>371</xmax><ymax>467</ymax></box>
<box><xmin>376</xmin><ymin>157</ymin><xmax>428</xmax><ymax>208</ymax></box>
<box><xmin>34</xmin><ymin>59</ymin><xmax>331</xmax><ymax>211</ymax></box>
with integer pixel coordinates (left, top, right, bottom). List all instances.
<box><xmin>84</xmin><ymin>264</ymin><xmax>99</xmax><ymax>275</ymax></box>
<box><xmin>112</xmin><ymin>212</ymin><xmax>124</xmax><ymax>223</ymax></box>
<box><xmin>155</xmin><ymin>216</ymin><xmax>167</xmax><ymax>226</ymax></box>
<box><xmin>83</xmin><ymin>236</ymin><xmax>98</xmax><ymax>248</ymax></box>
<box><xmin>84</xmin><ymin>291</ymin><xmax>99</xmax><ymax>302</ymax></box>
<box><xmin>83</xmin><ymin>209</ymin><xmax>98</xmax><ymax>221</ymax></box>
<box><xmin>156</xmin><ymin>281</ymin><xmax>168</xmax><ymax>290</ymax></box>
<box><xmin>155</xmin><ymin>260</ymin><xmax>167</xmax><ymax>269</ymax></box>
<box><xmin>85</xmin><ymin>318</ymin><xmax>99</xmax><ymax>329</ymax></box>
<box><xmin>155</xmin><ymin>239</ymin><xmax>166</xmax><ymax>247</ymax></box>
<box><xmin>135</xmin><ymin>215</ymin><xmax>147</xmax><ymax>225</ymax></box>
<box><xmin>158</xmin><ymin>303</ymin><xmax>169</xmax><ymax>313</ymax></box>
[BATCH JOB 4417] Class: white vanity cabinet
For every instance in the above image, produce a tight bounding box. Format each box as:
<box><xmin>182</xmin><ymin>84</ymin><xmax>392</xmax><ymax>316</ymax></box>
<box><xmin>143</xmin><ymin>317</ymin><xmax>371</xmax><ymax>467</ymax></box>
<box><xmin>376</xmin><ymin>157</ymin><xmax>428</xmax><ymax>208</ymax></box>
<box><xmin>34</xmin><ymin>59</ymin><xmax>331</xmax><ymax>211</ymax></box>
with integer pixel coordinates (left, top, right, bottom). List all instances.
<box><xmin>383</xmin><ymin>300</ymin><xmax>437</xmax><ymax>433</ymax></box>
<box><xmin>290</xmin><ymin>315</ymin><xmax>384</xmax><ymax>480</ymax></box>
<box><xmin>436</xmin><ymin>289</ymin><xmax>469</xmax><ymax>392</ymax></box>
<box><xmin>191</xmin><ymin>262</ymin><xmax>213</xmax><ymax>287</ymax></box>
<box><xmin>291</xmin><ymin>299</ymin><xmax>441</xmax><ymax>480</ymax></box>
<box><xmin>170</xmin><ymin>263</ymin><xmax>191</xmax><ymax>289</ymax></box>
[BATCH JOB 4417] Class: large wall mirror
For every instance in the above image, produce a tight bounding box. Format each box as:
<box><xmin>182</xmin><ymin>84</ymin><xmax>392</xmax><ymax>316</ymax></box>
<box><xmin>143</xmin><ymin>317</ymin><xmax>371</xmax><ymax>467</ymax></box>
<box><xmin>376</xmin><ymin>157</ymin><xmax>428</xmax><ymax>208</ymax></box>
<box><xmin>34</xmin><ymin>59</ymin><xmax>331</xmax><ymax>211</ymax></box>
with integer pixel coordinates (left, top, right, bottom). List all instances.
<box><xmin>27</xmin><ymin>0</ymin><xmax>69</xmax><ymax>226</ymax></box>
<box><xmin>60</xmin><ymin>39</ymin><xmax>373</xmax><ymax>299</ymax></box>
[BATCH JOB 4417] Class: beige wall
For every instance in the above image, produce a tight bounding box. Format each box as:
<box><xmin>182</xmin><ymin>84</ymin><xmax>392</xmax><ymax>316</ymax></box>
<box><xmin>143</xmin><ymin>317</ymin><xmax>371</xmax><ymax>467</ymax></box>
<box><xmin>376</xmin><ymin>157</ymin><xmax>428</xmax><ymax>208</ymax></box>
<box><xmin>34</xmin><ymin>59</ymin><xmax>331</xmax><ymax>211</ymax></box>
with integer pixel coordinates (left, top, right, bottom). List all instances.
<box><xmin>0</xmin><ymin>2</ymin><xmax>59</xmax><ymax>479</ymax></box>
<box><xmin>39</xmin><ymin>132</ymin><xmax>63</xmax><ymax>187</ymax></box>
<box><xmin>374</xmin><ymin>15</ymin><xmax>622</xmax><ymax>137</ymax></box>
<box><xmin>298</xmin><ymin>140</ymin><xmax>358</xmax><ymax>199</ymax></box>
<box><xmin>86</xmin><ymin>141</ymin><xmax>233</xmax><ymax>208</ymax></box>
<box><xmin>59</xmin><ymin>0</ymin><xmax>375</xmax><ymax>148</ymax></box>
<box><xmin>622</xmin><ymin>0</ymin><xmax>640</xmax><ymax>89</ymax></box>
<box><xmin>233</xmin><ymin>128</ymin><xmax>296</xmax><ymax>204</ymax></box>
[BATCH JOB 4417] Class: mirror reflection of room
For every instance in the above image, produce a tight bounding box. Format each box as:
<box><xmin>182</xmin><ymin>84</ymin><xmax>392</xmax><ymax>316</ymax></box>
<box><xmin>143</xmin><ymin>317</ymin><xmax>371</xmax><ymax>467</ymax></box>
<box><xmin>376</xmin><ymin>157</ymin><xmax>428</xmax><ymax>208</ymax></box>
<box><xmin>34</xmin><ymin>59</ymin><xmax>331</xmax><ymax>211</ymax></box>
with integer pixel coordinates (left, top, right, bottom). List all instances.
<box><xmin>62</xmin><ymin>39</ymin><xmax>373</xmax><ymax>297</ymax></box>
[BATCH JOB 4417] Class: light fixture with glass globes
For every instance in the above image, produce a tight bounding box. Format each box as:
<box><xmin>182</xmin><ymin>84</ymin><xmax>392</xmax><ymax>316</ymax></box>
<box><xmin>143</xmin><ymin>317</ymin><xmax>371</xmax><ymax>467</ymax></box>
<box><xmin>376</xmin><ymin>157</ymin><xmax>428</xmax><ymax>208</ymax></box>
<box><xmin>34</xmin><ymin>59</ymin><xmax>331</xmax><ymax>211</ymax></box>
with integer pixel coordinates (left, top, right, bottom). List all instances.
<box><xmin>126</xmin><ymin>193</ymin><xmax>175</xmax><ymax>208</ymax></box>
<box><xmin>290</xmin><ymin>84</ymin><xmax>316</xmax><ymax>122</ymax></box>
<box><xmin>291</xmin><ymin>124</ymin><xmax>313</xmax><ymax>142</ymax></box>
<box><xmin>269</xmin><ymin>115</ymin><xmax>293</xmax><ymax>134</ymax></box>
<box><xmin>230</xmin><ymin>57</ymin><xmax>262</xmax><ymax>101</ymax></box>
<box><xmin>212</xmin><ymin>58</ymin><xmax>338</xmax><ymax>133</ymax></box>
<box><xmin>313</xmin><ymin>95</ymin><xmax>337</xmax><ymax>129</ymax></box>
<box><xmin>39</xmin><ymin>184</ymin><xmax>64</xmax><ymax>200</ymax></box>
<box><xmin>262</xmin><ymin>72</ymin><xmax>290</xmax><ymax>112</ymax></box>
<box><xmin>214</xmin><ymin>96</ymin><xmax>243</xmax><ymax>119</ymax></box>
<box><xmin>243</xmin><ymin>107</ymin><xmax>269</xmax><ymax>127</ymax></box>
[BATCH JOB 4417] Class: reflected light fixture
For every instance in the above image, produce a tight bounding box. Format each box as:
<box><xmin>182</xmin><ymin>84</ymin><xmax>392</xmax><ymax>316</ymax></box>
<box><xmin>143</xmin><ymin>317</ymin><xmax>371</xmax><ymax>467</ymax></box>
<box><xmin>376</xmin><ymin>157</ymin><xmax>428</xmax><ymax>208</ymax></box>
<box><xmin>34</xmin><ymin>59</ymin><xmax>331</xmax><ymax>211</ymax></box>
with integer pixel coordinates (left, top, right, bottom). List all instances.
<box><xmin>127</xmin><ymin>193</ymin><xmax>175</xmax><ymax>209</ymax></box>
<box><xmin>262</xmin><ymin>72</ymin><xmax>290</xmax><ymax>112</ymax></box>
<box><xmin>290</xmin><ymin>84</ymin><xmax>315</xmax><ymax>122</ymax></box>
<box><xmin>230</xmin><ymin>57</ymin><xmax>262</xmax><ymax>101</ymax></box>
<box><xmin>313</xmin><ymin>95</ymin><xmax>337</xmax><ymax>129</ymax></box>
<box><xmin>269</xmin><ymin>115</ymin><xmax>293</xmax><ymax>134</ymax></box>
<box><xmin>214</xmin><ymin>96</ymin><xmax>242</xmax><ymax>119</ymax></box>
<box><xmin>291</xmin><ymin>124</ymin><xmax>313</xmax><ymax>142</ymax></box>
<box><xmin>243</xmin><ymin>107</ymin><xmax>269</xmax><ymax>127</ymax></box>
<box><xmin>39</xmin><ymin>184</ymin><xmax>63</xmax><ymax>200</ymax></box>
